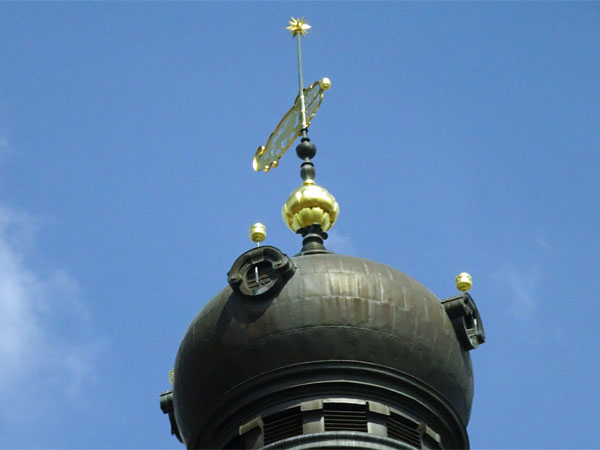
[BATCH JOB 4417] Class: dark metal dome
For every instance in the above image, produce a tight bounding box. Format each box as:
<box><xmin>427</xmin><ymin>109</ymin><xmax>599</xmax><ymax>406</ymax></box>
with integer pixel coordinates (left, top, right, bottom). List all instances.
<box><xmin>163</xmin><ymin>248</ymin><xmax>484</xmax><ymax>449</ymax></box>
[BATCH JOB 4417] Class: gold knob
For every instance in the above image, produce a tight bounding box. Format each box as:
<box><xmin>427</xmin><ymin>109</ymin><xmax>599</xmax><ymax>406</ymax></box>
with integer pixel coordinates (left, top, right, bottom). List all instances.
<box><xmin>320</xmin><ymin>77</ymin><xmax>331</xmax><ymax>90</ymax></box>
<box><xmin>249</xmin><ymin>223</ymin><xmax>267</xmax><ymax>244</ymax></box>
<box><xmin>282</xmin><ymin>181</ymin><xmax>339</xmax><ymax>233</ymax></box>
<box><xmin>455</xmin><ymin>272</ymin><xmax>472</xmax><ymax>293</ymax></box>
<box><xmin>169</xmin><ymin>369</ymin><xmax>175</xmax><ymax>385</ymax></box>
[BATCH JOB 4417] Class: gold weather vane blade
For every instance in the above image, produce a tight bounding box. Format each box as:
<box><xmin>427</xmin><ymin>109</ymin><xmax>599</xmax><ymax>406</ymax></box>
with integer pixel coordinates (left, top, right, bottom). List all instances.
<box><xmin>253</xmin><ymin>17</ymin><xmax>331</xmax><ymax>173</ymax></box>
<box><xmin>304</xmin><ymin>77</ymin><xmax>330</xmax><ymax>124</ymax></box>
<box><xmin>253</xmin><ymin>79</ymin><xmax>330</xmax><ymax>173</ymax></box>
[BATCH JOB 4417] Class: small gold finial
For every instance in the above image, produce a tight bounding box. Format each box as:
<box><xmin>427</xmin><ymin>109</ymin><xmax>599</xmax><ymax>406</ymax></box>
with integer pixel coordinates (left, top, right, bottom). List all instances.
<box><xmin>282</xmin><ymin>181</ymin><xmax>339</xmax><ymax>233</ymax></box>
<box><xmin>249</xmin><ymin>223</ymin><xmax>267</xmax><ymax>245</ymax></box>
<box><xmin>456</xmin><ymin>272</ymin><xmax>473</xmax><ymax>293</ymax></box>
<box><xmin>169</xmin><ymin>369</ymin><xmax>175</xmax><ymax>385</ymax></box>
<box><xmin>320</xmin><ymin>77</ymin><xmax>331</xmax><ymax>90</ymax></box>
<box><xmin>286</xmin><ymin>17</ymin><xmax>311</xmax><ymax>37</ymax></box>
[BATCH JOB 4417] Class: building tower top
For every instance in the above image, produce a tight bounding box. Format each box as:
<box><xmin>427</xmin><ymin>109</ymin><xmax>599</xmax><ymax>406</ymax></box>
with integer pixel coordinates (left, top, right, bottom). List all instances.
<box><xmin>160</xmin><ymin>18</ymin><xmax>486</xmax><ymax>450</ymax></box>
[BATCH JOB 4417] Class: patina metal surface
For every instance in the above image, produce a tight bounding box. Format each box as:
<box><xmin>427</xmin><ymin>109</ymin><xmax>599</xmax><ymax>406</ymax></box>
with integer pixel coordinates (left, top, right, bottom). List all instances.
<box><xmin>170</xmin><ymin>251</ymin><xmax>479</xmax><ymax>448</ymax></box>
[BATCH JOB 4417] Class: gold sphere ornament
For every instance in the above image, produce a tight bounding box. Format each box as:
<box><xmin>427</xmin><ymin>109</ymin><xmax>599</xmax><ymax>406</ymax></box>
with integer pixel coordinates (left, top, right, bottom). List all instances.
<box><xmin>320</xmin><ymin>77</ymin><xmax>331</xmax><ymax>90</ymax></box>
<box><xmin>249</xmin><ymin>223</ymin><xmax>267</xmax><ymax>244</ymax></box>
<box><xmin>455</xmin><ymin>272</ymin><xmax>473</xmax><ymax>293</ymax></box>
<box><xmin>282</xmin><ymin>180</ymin><xmax>339</xmax><ymax>233</ymax></box>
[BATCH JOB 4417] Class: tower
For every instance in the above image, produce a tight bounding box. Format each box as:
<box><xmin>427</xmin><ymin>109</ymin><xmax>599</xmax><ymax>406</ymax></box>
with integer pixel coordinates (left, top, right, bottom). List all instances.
<box><xmin>160</xmin><ymin>18</ymin><xmax>485</xmax><ymax>449</ymax></box>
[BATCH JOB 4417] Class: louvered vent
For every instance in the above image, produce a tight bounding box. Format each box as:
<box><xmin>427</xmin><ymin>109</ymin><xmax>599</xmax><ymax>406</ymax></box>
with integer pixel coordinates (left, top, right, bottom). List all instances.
<box><xmin>386</xmin><ymin>412</ymin><xmax>421</xmax><ymax>448</ymax></box>
<box><xmin>246</xmin><ymin>262</ymin><xmax>274</xmax><ymax>290</ymax></box>
<box><xmin>263</xmin><ymin>407</ymin><xmax>303</xmax><ymax>446</ymax></box>
<box><xmin>323</xmin><ymin>402</ymin><xmax>368</xmax><ymax>432</ymax></box>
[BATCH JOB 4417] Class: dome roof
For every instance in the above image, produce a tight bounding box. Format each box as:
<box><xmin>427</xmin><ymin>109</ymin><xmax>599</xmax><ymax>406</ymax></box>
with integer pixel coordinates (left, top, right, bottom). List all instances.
<box><xmin>172</xmin><ymin>250</ymin><xmax>476</xmax><ymax>447</ymax></box>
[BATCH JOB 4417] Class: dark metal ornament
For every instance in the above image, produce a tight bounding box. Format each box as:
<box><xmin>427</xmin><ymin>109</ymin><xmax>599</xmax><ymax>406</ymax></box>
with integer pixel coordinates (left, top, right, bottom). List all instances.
<box><xmin>164</xmin><ymin>251</ymin><xmax>484</xmax><ymax>449</ymax></box>
<box><xmin>227</xmin><ymin>246</ymin><xmax>296</xmax><ymax>299</ymax></box>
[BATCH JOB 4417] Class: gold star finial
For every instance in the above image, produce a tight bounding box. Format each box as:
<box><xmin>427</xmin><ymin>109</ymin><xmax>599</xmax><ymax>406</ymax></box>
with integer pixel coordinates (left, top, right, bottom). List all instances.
<box><xmin>286</xmin><ymin>17</ymin><xmax>311</xmax><ymax>37</ymax></box>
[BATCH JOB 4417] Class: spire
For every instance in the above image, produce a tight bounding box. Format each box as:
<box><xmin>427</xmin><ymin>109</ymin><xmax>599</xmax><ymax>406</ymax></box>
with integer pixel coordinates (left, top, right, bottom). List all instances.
<box><xmin>252</xmin><ymin>18</ymin><xmax>338</xmax><ymax>252</ymax></box>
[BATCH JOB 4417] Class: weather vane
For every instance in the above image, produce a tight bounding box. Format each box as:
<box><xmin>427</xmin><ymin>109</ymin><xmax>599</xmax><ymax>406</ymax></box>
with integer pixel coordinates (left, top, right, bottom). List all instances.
<box><xmin>253</xmin><ymin>17</ymin><xmax>331</xmax><ymax>173</ymax></box>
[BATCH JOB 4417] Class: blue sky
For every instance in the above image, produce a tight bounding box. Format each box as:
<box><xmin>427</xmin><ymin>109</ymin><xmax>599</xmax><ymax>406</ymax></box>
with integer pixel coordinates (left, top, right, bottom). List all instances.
<box><xmin>1</xmin><ymin>2</ymin><xmax>599</xmax><ymax>448</ymax></box>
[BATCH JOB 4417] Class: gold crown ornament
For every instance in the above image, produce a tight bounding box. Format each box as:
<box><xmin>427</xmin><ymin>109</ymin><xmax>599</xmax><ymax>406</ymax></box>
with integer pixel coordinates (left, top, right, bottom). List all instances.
<box><xmin>282</xmin><ymin>179</ymin><xmax>339</xmax><ymax>233</ymax></box>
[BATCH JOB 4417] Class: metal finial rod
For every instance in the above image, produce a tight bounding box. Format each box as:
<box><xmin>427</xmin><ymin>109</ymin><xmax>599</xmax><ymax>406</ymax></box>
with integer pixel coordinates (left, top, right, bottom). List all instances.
<box><xmin>296</xmin><ymin>35</ymin><xmax>308</xmax><ymax>130</ymax></box>
<box><xmin>287</xmin><ymin>17</ymin><xmax>311</xmax><ymax>130</ymax></box>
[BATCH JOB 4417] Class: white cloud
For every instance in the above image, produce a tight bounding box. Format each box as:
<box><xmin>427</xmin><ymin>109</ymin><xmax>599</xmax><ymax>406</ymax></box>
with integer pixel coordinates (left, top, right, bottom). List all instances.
<box><xmin>0</xmin><ymin>203</ymin><xmax>100</xmax><ymax>422</ymax></box>
<box><xmin>504</xmin><ymin>266</ymin><xmax>541</xmax><ymax>319</ymax></box>
<box><xmin>533</xmin><ymin>229</ymin><xmax>554</xmax><ymax>254</ymax></box>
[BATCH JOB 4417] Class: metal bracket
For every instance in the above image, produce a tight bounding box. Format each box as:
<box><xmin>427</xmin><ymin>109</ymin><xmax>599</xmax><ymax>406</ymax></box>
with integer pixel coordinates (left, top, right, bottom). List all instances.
<box><xmin>442</xmin><ymin>293</ymin><xmax>486</xmax><ymax>351</ymax></box>
<box><xmin>159</xmin><ymin>390</ymin><xmax>182</xmax><ymax>442</ymax></box>
<box><xmin>228</xmin><ymin>246</ymin><xmax>296</xmax><ymax>299</ymax></box>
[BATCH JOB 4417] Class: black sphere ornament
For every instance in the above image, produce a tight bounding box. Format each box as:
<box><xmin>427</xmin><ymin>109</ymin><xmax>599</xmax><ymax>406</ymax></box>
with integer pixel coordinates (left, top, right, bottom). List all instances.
<box><xmin>296</xmin><ymin>137</ymin><xmax>317</xmax><ymax>160</ymax></box>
